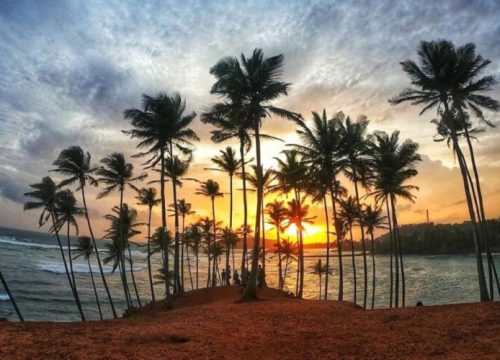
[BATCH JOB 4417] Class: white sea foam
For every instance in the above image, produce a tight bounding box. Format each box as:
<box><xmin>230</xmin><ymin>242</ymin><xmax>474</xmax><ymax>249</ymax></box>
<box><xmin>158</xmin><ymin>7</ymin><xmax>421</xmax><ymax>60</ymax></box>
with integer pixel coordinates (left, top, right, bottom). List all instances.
<box><xmin>36</xmin><ymin>261</ymin><xmax>143</xmax><ymax>274</ymax></box>
<box><xmin>0</xmin><ymin>294</ymin><xmax>9</xmax><ymax>301</ymax></box>
<box><xmin>0</xmin><ymin>236</ymin><xmax>62</xmax><ymax>250</ymax></box>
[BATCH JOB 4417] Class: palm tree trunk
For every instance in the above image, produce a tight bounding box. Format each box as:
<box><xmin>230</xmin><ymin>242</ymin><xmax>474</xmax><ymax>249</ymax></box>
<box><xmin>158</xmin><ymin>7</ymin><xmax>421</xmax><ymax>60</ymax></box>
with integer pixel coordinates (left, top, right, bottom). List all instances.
<box><xmin>66</xmin><ymin>222</ymin><xmax>83</xmax><ymax>315</ymax></box>
<box><xmin>0</xmin><ymin>272</ymin><xmax>24</xmax><ymax>321</ymax></box>
<box><xmin>170</xmin><ymin>142</ymin><xmax>182</xmax><ymax>294</ymax></box>
<box><xmin>276</xmin><ymin>228</ymin><xmax>283</xmax><ymax>291</ymax></box>
<box><xmin>261</xmin><ymin>198</ymin><xmax>266</xmax><ymax>277</ymax></box>
<box><xmin>243</xmin><ymin>121</ymin><xmax>263</xmax><ymax>300</ymax></box>
<box><xmin>323</xmin><ymin>195</ymin><xmax>331</xmax><ymax>300</ymax></box>
<box><xmin>353</xmin><ymin>175</ymin><xmax>368</xmax><ymax>309</ymax></box>
<box><xmin>147</xmin><ymin>207</ymin><xmax>155</xmax><ymax>302</ymax></box>
<box><xmin>330</xmin><ymin>178</ymin><xmax>343</xmax><ymax>301</ymax></box>
<box><xmin>385</xmin><ymin>197</ymin><xmax>394</xmax><ymax>308</ymax></box>
<box><xmin>159</xmin><ymin>149</ymin><xmax>172</xmax><ymax>305</ymax></box>
<box><xmin>239</xmin><ymin>141</ymin><xmax>249</xmax><ymax>284</ymax></box>
<box><xmin>370</xmin><ymin>232</ymin><xmax>376</xmax><ymax>310</ymax></box>
<box><xmin>196</xmin><ymin>249</ymin><xmax>199</xmax><ymax>290</ymax></box>
<box><xmin>87</xmin><ymin>257</ymin><xmax>103</xmax><ymax>320</ymax></box>
<box><xmin>186</xmin><ymin>245</ymin><xmax>194</xmax><ymax>290</ymax></box>
<box><xmin>319</xmin><ymin>274</ymin><xmax>322</xmax><ymax>300</ymax></box>
<box><xmin>51</xmin><ymin>212</ymin><xmax>85</xmax><ymax>321</ymax></box>
<box><xmin>211</xmin><ymin>197</ymin><xmax>217</xmax><ymax>287</ymax></box>
<box><xmin>119</xmin><ymin>188</ymin><xmax>132</xmax><ymax>308</ymax></box>
<box><xmin>181</xmin><ymin>214</ymin><xmax>185</xmax><ymax>290</ymax></box>
<box><xmin>390</xmin><ymin>194</ymin><xmax>405</xmax><ymax>307</ymax></box>
<box><xmin>80</xmin><ymin>185</ymin><xmax>117</xmax><ymax>318</ymax></box>
<box><xmin>127</xmin><ymin>241</ymin><xmax>142</xmax><ymax>307</ymax></box>
<box><xmin>348</xmin><ymin>225</ymin><xmax>357</xmax><ymax>304</ymax></box>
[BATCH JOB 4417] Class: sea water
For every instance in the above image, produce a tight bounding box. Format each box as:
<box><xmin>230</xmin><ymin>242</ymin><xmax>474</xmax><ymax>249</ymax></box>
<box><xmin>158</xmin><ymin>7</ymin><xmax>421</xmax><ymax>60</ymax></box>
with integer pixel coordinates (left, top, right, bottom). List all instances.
<box><xmin>0</xmin><ymin>226</ymin><xmax>498</xmax><ymax>321</ymax></box>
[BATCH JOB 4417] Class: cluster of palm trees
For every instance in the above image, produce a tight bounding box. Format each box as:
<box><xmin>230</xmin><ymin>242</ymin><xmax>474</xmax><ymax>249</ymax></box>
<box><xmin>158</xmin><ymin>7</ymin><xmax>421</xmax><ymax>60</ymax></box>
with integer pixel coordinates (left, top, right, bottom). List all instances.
<box><xmin>20</xmin><ymin>40</ymin><xmax>498</xmax><ymax>320</ymax></box>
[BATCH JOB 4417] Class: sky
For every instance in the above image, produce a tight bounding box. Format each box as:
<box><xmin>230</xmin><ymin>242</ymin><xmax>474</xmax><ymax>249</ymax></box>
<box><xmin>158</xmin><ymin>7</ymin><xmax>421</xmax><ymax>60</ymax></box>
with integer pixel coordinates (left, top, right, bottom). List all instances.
<box><xmin>0</xmin><ymin>0</ymin><xmax>499</xmax><ymax>243</ymax></box>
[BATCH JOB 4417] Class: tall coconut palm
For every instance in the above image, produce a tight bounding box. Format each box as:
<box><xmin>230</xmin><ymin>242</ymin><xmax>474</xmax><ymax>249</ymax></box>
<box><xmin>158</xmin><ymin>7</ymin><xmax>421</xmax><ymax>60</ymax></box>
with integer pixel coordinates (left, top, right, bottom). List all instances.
<box><xmin>338</xmin><ymin>196</ymin><xmax>360</xmax><ymax>305</ymax></box>
<box><xmin>291</xmin><ymin>110</ymin><xmax>345</xmax><ymax>300</ymax></box>
<box><xmin>361</xmin><ymin>205</ymin><xmax>387</xmax><ymax>309</ymax></box>
<box><xmin>201</xmin><ymin>110</ymin><xmax>253</xmax><ymax>286</ymax></box>
<box><xmin>170</xmin><ymin>198</ymin><xmax>195</xmax><ymax>289</ymax></box>
<box><xmin>265</xmin><ymin>200</ymin><xmax>288</xmax><ymax>290</ymax></box>
<box><xmin>185</xmin><ymin>222</ymin><xmax>203</xmax><ymax>289</ymax></box>
<box><xmin>367</xmin><ymin>131</ymin><xmax>421</xmax><ymax>307</ymax></box>
<box><xmin>0</xmin><ymin>272</ymin><xmax>24</xmax><ymax>321</ymax></box>
<box><xmin>208</xmin><ymin>49</ymin><xmax>300</xmax><ymax>299</ymax></box>
<box><xmin>54</xmin><ymin>189</ymin><xmax>84</xmax><ymax>313</ymax></box>
<box><xmin>389</xmin><ymin>40</ymin><xmax>490</xmax><ymax>301</ymax></box>
<box><xmin>196</xmin><ymin>180</ymin><xmax>223</xmax><ymax>287</ymax></box>
<box><xmin>96</xmin><ymin>152</ymin><xmax>146</xmax><ymax>307</ymax></box>
<box><xmin>136</xmin><ymin>187</ymin><xmax>161</xmax><ymax>302</ymax></box>
<box><xmin>310</xmin><ymin>259</ymin><xmax>333</xmax><ymax>300</ymax></box>
<box><xmin>24</xmin><ymin>177</ymin><xmax>85</xmax><ymax>320</ymax></box>
<box><xmin>277</xmin><ymin>239</ymin><xmax>298</xmax><ymax>288</ymax></box>
<box><xmin>337</xmin><ymin>116</ymin><xmax>371</xmax><ymax>309</ymax></box>
<box><xmin>285</xmin><ymin>198</ymin><xmax>315</xmax><ymax>298</ymax></box>
<box><xmin>74</xmin><ymin>236</ymin><xmax>103</xmax><ymax>320</ymax></box>
<box><xmin>208</xmin><ymin>147</ymin><xmax>241</xmax><ymax>275</ymax></box>
<box><xmin>124</xmin><ymin>92</ymin><xmax>199</xmax><ymax>303</ymax></box>
<box><xmin>51</xmin><ymin>146</ymin><xmax>116</xmax><ymax>318</ymax></box>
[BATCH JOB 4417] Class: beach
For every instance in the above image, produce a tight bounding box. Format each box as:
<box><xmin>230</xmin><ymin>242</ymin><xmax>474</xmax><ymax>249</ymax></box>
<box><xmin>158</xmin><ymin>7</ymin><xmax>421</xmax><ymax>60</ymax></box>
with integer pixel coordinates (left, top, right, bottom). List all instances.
<box><xmin>1</xmin><ymin>286</ymin><xmax>499</xmax><ymax>359</ymax></box>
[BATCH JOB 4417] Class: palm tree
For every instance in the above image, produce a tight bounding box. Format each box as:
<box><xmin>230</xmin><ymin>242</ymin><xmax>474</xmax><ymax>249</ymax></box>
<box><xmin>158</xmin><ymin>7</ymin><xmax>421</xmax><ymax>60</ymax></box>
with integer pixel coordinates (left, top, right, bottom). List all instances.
<box><xmin>73</xmin><ymin>236</ymin><xmax>103</xmax><ymax>320</ymax></box>
<box><xmin>208</xmin><ymin>48</ymin><xmax>300</xmax><ymax>299</ymax></box>
<box><xmin>0</xmin><ymin>272</ymin><xmax>24</xmax><ymax>321</ymax></box>
<box><xmin>201</xmin><ymin>110</ymin><xmax>252</xmax><ymax>286</ymax></box>
<box><xmin>367</xmin><ymin>131</ymin><xmax>421</xmax><ymax>307</ymax></box>
<box><xmin>196</xmin><ymin>180</ymin><xmax>223</xmax><ymax>287</ymax></box>
<box><xmin>285</xmin><ymin>198</ymin><xmax>315</xmax><ymax>298</ymax></box>
<box><xmin>124</xmin><ymin>92</ymin><xmax>199</xmax><ymax>303</ymax></box>
<box><xmin>170</xmin><ymin>198</ymin><xmax>195</xmax><ymax>289</ymax></box>
<box><xmin>96</xmin><ymin>152</ymin><xmax>145</xmax><ymax>307</ymax></box>
<box><xmin>338</xmin><ymin>196</ymin><xmax>360</xmax><ymax>305</ymax></box>
<box><xmin>389</xmin><ymin>40</ymin><xmax>491</xmax><ymax>301</ymax></box>
<box><xmin>208</xmin><ymin>147</ymin><xmax>241</xmax><ymax>276</ymax></box>
<box><xmin>149</xmin><ymin>226</ymin><xmax>174</xmax><ymax>259</ymax></box>
<box><xmin>136</xmin><ymin>187</ymin><xmax>161</xmax><ymax>302</ymax></box>
<box><xmin>361</xmin><ymin>205</ymin><xmax>387</xmax><ymax>309</ymax></box>
<box><xmin>337</xmin><ymin>116</ymin><xmax>371</xmax><ymax>309</ymax></box>
<box><xmin>277</xmin><ymin>239</ymin><xmax>298</xmax><ymax>288</ymax></box>
<box><xmin>54</xmin><ymin>189</ymin><xmax>84</xmax><ymax>314</ymax></box>
<box><xmin>185</xmin><ymin>222</ymin><xmax>203</xmax><ymax>289</ymax></box>
<box><xmin>291</xmin><ymin>110</ymin><xmax>345</xmax><ymax>300</ymax></box>
<box><xmin>207</xmin><ymin>241</ymin><xmax>226</xmax><ymax>286</ymax></box>
<box><xmin>265</xmin><ymin>200</ymin><xmax>288</xmax><ymax>290</ymax></box>
<box><xmin>24</xmin><ymin>177</ymin><xmax>85</xmax><ymax>320</ymax></box>
<box><xmin>220</xmin><ymin>227</ymin><xmax>238</xmax><ymax>285</ymax></box>
<box><xmin>310</xmin><ymin>259</ymin><xmax>333</xmax><ymax>300</ymax></box>
<box><xmin>51</xmin><ymin>146</ymin><xmax>116</xmax><ymax>318</ymax></box>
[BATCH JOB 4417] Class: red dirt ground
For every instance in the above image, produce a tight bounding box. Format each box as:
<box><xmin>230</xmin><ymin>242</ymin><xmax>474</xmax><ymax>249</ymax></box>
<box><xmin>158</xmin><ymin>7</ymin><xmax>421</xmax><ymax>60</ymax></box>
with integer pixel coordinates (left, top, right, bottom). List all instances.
<box><xmin>1</xmin><ymin>286</ymin><xmax>499</xmax><ymax>359</ymax></box>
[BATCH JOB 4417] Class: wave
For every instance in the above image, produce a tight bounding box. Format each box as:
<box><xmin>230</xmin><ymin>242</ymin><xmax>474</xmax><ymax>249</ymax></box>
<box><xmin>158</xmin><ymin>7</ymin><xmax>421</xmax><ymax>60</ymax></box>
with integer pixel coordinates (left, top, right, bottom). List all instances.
<box><xmin>0</xmin><ymin>236</ymin><xmax>108</xmax><ymax>252</ymax></box>
<box><xmin>0</xmin><ymin>294</ymin><xmax>9</xmax><ymax>301</ymax></box>
<box><xmin>36</xmin><ymin>261</ymin><xmax>143</xmax><ymax>275</ymax></box>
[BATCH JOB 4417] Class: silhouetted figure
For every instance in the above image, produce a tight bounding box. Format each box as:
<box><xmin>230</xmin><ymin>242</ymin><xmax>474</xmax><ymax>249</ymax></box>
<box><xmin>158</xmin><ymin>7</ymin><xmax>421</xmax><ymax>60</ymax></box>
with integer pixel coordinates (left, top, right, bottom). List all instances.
<box><xmin>416</xmin><ymin>301</ymin><xmax>424</xmax><ymax>307</ymax></box>
<box><xmin>221</xmin><ymin>269</ymin><xmax>226</xmax><ymax>285</ymax></box>
<box><xmin>258</xmin><ymin>265</ymin><xmax>266</xmax><ymax>288</ymax></box>
<box><xmin>233</xmin><ymin>271</ymin><xmax>241</xmax><ymax>286</ymax></box>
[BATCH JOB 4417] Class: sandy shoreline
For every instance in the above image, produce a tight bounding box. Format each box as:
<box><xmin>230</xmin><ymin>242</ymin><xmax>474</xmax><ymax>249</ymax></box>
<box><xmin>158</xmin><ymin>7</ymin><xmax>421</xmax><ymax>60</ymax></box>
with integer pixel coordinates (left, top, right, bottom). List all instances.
<box><xmin>1</xmin><ymin>287</ymin><xmax>499</xmax><ymax>359</ymax></box>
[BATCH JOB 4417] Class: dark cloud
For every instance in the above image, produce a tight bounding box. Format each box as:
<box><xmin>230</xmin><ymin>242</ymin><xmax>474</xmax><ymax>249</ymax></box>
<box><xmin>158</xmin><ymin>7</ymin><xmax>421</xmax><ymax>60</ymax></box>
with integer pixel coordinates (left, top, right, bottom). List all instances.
<box><xmin>0</xmin><ymin>171</ymin><xmax>28</xmax><ymax>203</ymax></box>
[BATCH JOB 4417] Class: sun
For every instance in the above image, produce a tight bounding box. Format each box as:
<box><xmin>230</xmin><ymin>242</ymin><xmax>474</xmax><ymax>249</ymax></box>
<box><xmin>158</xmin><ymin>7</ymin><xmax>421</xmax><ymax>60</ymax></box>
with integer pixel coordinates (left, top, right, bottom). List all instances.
<box><xmin>284</xmin><ymin>223</ymin><xmax>323</xmax><ymax>243</ymax></box>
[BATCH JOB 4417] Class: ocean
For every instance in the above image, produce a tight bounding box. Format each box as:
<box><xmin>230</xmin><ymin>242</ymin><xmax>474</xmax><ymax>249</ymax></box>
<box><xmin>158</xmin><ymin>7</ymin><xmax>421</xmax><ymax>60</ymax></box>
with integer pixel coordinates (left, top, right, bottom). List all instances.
<box><xmin>0</xmin><ymin>226</ymin><xmax>498</xmax><ymax>322</ymax></box>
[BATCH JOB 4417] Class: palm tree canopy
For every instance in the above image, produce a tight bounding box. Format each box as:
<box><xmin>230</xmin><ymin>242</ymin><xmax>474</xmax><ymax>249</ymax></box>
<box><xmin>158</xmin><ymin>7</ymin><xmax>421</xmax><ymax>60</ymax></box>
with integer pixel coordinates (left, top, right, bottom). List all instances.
<box><xmin>51</xmin><ymin>146</ymin><xmax>98</xmax><ymax>189</ymax></box>
<box><xmin>220</xmin><ymin>227</ymin><xmax>239</xmax><ymax>248</ymax></box>
<box><xmin>73</xmin><ymin>236</ymin><xmax>94</xmax><ymax>260</ymax></box>
<box><xmin>195</xmin><ymin>179</ymin><xmax>223</xmax><ymax>199</ymax></box>
<box><xmin>123</xmin><ymin>92</ymin><xmax>199</xmax><ymax>168</ymax></box>
<box><xmin>338</xmin><ymin>196</ymin><xmax>360</xmax><ymax>228</ymax></box>
<box><xmin>162</xmin><ymin>155</ymin><xmax>192</xmax><ymax>186</ymax></box>
<box><xmin>244</xmin><ymin>165</ymin><xmax>273</xmax><ymax>194</ymax></box>
<box><xmin>149</xmin><ymin>227</ymin><xmax>174</xmax><ymax>257</ymax></box>
<box><xmin>265</xmin><ymin>200</ymin><xmax>288</xmax><ymax>233</ymax></box>
<box><xmin>169</xmin><ymin>199</ymin><xmax>195</xmax><ymax>218</ymax></box>
<box><xmin>54</xmin><ymin>189</ymin><xmax>83</xmax><ymax>233</ymax></box>
<box><xmin>285</xmin><ymin>199</ymin><xmax>315</xmax><ymax>230</ymax></box>
<box><xmin>209</xmin><ymin>147</ymin><xmax>241</xmax><ymax>176</ymax></box>
<box><xmin>96</xmin><ymin>152</ymin><xmax>146</xmax><ymax>198</ymax></box>
<box><xmin>311</xmin><ymin>259</ymin><xmax>333</xmax><ymax>276</ymax></box>
<box><xmin>272</xmin><ymin>150</ymin><xmax>308</xmax><ymax>196</ymax></box>
<box><xmin>24</xmin><ymin>176</ymin><xmax>58</xmax><ymax>227</ymax></box>
<box><xmin>135</xmin><ymin>187</ymin><xmax>161</xmax><ymax>209</ymax></box>
<box><xmin>361</xmin><ymin>205</ymin><xmax>387</xmax><ymax>235</ymax></box>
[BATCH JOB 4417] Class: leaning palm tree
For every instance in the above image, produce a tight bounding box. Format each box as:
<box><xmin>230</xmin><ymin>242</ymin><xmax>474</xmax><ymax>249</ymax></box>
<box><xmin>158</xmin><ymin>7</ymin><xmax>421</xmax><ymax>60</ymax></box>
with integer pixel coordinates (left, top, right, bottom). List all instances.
<box><xmin>367</xmin><ymin>131</ymin><xmax>421</xmax><ymax>307</ymax></box>
<box><xmin>208</xmin><ymin>48</ymin><xmax>300</xmax><ymax>299</ymax></box>
<box><xmin>290</xmin><ymin>110</ymin><xmax>345</xmax><ymax>300</ymax></box>
<box><xmin>24</xmin><ymin>177</ymin><xmax>85</xmax><ymax>320</ymax></box>
<box><xmin>310</xmin><ymin>259</ymin><xmax>333</xmax><ymax>300</ymax></box>
<box><xmin>0</xmin><ymin>272</ymin><xmax>24</xmax><ymax>321</ymax></box>
<box><xmin>73</xmin><ymin>236</ymin><xmax>103</xmax><ymax>320</ymax></box>
<box><xmin>136</xmin><ymin>187</ymin><xmax>161</xmax><ymax>302</ymax></box>
<box><xmin>124</xmin><ymin>92</ymin><xmax>199</xmax><ymax>304</ymax></box>
<box><xmin>265</xmin><ymin>200</ymin><xmax>288</xmax><ymax>290</ymax></box>
<box><xmin>361</xmin><ymin>205</ymin><xmax>387</xmax><ymax>309</ymax></box>
<box><xmin>54</xmin><ymin>189</ymin><xmax>84</xmax><ymax>313</ymax></box>
<box><xmin>51</xmin><ymin>146</ymin><xmax>116</xmax><ymax>317</ymax></box>
<box><xmin>201</xmin><ymin>110</ymin><xmax>253</xmax><ymax>286</ymax></box>
<box><xmin>338</xmin><ymin>196</ymin><xmax>360</xmax><ymax>305</ymax></box>
<box><xmin>96</xmin><ymin>152</ymin><xmax>146</xmax><ymax>307</ymax></box>
<box><xmin>389</xmin><ymin>40</ymin><xmax>490</xmax><ymax>301</ymax></box>
<box><xmin>337</xmin><ymin>116</ymin><xmax>371</xmax><ymax>309</ymax></box>
<box><xmin>196</xmin><ymin>180</ymin><xmax>223</xmax><ymax>287</ymax></box>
